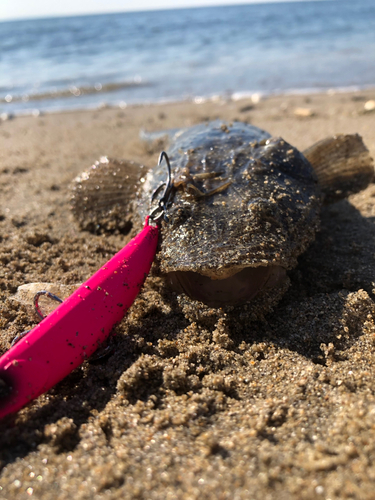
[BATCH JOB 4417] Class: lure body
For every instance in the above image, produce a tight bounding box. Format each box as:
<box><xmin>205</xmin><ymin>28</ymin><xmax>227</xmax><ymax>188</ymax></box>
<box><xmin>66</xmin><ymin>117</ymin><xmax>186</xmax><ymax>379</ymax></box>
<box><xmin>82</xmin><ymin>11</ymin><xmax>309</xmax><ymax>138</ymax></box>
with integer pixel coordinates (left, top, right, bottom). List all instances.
<box><xmin>0</xmin><ymin>218</ymin><xmax>159</xmax><ymax>419</ymax></box>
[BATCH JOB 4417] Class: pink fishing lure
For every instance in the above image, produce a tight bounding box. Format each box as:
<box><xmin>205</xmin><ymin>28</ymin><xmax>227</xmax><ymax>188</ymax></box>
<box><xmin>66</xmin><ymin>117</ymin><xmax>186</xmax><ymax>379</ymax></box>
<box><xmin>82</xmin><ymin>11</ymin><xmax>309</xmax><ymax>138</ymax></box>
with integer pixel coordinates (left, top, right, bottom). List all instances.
<box><xmin>0</xmin><ymin>217</ymin><xmax>159</xmax><ymax>419</ymax></box>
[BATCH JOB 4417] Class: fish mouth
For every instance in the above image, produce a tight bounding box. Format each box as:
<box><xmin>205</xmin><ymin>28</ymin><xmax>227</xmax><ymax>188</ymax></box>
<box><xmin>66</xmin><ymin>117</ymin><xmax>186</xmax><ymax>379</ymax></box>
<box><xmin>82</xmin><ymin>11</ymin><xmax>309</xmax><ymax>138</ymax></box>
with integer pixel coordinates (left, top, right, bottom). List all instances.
<box><xmin>166</xmin><ymin>265</ymin><xmax>287</xmax><ymax>308</ymax></box>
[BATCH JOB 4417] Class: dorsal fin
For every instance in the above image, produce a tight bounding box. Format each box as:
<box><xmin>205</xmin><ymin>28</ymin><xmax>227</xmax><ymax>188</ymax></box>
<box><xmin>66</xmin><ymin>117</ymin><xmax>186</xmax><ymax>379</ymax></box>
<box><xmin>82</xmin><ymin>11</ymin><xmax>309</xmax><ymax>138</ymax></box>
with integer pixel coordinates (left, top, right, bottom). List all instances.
<box><xmin>303</xmin><ymin>134</ymin><xmax>374</xmax><ymax>204</ymax></box>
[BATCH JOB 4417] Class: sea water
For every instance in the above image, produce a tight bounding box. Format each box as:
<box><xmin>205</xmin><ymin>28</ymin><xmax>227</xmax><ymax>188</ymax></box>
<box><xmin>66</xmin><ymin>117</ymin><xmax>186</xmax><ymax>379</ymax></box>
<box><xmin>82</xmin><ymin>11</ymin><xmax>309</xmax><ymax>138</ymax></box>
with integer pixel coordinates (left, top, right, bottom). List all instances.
<box><xmin>1</xmin><ymin>0</ymin><xmax>374</xmax><ymax>115</ymax></box>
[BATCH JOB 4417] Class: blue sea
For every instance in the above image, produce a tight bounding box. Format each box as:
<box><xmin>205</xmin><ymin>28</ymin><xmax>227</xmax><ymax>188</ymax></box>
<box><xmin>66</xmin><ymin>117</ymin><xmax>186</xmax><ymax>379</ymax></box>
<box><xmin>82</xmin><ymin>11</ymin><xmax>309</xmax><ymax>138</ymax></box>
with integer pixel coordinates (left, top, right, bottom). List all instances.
<box><xmin>1</xmin><ymin>0</ymin><xmax>375</xmax><ymax>115</ymax></box>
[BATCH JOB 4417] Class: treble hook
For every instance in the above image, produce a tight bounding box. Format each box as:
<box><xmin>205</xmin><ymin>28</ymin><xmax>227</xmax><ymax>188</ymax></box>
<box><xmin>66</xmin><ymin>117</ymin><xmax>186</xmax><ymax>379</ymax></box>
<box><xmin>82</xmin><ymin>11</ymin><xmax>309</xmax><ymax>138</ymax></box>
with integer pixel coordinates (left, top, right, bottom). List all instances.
<box><xmin>149</xmin><ymin>151</ymin><xmax>174</xmax><ymax>223</ymax></box>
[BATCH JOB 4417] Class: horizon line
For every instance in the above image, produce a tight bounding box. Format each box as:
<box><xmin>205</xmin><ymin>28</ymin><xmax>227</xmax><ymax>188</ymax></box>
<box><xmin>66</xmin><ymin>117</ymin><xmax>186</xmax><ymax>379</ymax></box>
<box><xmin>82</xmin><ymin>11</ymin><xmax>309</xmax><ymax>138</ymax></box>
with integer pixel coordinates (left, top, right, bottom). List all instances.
<box><xmin>0</xmin><ymin>0</ymin><xmax>333</xmax><ymax>23</ymax></box>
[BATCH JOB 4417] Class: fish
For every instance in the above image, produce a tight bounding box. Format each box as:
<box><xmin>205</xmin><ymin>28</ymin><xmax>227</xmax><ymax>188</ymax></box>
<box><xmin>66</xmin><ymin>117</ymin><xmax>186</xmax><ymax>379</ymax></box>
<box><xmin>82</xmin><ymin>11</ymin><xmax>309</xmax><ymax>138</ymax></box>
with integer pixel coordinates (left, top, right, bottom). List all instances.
<box><xmin>70</xmin><ymin>120</ymin><xmax>374</xmax><ymax>314</ymax></box>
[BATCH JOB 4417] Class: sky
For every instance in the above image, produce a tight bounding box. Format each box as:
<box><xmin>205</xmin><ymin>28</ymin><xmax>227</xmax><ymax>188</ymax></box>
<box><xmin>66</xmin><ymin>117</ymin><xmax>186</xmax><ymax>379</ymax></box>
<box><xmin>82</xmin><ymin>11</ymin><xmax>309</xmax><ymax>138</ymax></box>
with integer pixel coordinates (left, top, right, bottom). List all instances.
<box><xmin>0</xmin><ymin>0</ymin><xmax>312</xmax><ymax>21</ymax></box>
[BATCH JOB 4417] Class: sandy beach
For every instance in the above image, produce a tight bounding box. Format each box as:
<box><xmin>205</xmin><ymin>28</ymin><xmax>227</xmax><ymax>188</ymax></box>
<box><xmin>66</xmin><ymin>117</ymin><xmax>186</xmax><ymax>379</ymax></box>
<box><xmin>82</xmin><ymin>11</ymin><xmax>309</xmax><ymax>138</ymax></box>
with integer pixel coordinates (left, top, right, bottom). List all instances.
<box><xmin>1</xmin><ymin>89</ymin><xmax>375</xmax><ymax>499</ymax></box>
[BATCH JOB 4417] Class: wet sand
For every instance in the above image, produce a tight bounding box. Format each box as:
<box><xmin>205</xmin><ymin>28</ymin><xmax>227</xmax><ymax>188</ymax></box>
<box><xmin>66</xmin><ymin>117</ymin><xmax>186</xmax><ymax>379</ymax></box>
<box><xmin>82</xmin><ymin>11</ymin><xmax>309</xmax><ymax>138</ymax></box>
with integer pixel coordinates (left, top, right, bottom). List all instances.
<box><xmin>1</xmin><ymin>89</ymin><xmax>375</xmax><ymax>499</ymax></box>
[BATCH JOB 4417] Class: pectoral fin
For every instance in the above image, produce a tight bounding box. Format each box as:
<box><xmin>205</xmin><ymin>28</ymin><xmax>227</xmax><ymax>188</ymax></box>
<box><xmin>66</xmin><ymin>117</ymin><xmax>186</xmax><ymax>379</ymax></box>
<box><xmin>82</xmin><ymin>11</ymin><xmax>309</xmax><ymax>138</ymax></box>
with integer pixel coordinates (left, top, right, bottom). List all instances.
<box><xmin>70</xmin><ymin>157</ymin><xmax>146</xmax><ymax>233</ymax></box>
<box><xmin>303</xmin><ymin>134</ymin><xmax>374</xmax><ymax>204</ymax></box>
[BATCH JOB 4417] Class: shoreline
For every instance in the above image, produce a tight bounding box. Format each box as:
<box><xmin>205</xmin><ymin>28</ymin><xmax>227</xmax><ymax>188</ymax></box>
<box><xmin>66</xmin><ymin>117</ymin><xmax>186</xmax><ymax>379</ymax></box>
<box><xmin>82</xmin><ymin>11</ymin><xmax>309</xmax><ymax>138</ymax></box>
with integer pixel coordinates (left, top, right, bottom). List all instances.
<box><xmin>1</xmin><ymin>87</ymin><xmax>375</xmax><ymax>499</ymax></box>
<box><xmin>3</xmin><ymin>84</ymin><xmax>375</xmax><ymax>119</ymax></box>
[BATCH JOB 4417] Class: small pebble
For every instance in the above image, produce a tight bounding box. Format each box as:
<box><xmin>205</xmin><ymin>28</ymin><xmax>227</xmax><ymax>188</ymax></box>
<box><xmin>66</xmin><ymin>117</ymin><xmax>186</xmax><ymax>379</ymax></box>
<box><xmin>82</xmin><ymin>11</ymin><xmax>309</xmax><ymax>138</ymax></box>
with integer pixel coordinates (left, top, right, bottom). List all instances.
<box><xmin>0</xmin><ymin>112</ymin><xmax>14</xmax><ymax>121</ymax></box>
<box><xmin>294</xmin><ymin>107</ymin><xmax>314</xmax><ymax>117</ymax></box>
<box><xmin>364</xmin><ymin>100</ymin><xmax>375</xmax><ymax>112</ymax></box>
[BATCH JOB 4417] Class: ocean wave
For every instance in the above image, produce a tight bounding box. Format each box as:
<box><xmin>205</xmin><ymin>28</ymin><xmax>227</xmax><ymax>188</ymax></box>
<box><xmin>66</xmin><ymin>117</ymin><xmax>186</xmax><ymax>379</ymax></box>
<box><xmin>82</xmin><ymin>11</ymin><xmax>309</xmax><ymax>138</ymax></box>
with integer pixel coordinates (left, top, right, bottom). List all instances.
<box><xmin>3</xmin><ymin>82</ymin><xmax>375</xmax><ymax>119</ymax></box>
<box><xmin>1</xmin><ymin>79</ymin><xmax>150</xmax><ymax>104</ymax></box>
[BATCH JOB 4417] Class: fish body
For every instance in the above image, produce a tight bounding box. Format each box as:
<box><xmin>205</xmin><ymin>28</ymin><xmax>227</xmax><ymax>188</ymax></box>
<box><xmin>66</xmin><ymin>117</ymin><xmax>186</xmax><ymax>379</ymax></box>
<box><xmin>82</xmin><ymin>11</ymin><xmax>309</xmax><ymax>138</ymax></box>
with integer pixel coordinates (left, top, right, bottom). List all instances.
<box><xmin>71</xmin><ymin>121</ymin><xmax>373</xmax><ymax>310</ymax></box>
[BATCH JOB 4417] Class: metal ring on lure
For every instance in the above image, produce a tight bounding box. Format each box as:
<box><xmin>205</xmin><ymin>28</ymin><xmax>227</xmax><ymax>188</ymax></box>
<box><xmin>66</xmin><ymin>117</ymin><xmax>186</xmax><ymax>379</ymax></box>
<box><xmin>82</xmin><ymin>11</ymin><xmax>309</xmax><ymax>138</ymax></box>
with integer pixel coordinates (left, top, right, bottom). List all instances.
<box><xmin>34</xmin><ymin>290</ymin><xmax>64</xmax><ymax>321</ymax></box>
<box><xmin>11</xmin><ymin>292</ymin><xmax>63</xmax><ymax>347</ymax></box>
<box><xmin>149</xmin><ymin>151</ymin><xmax>174</xmax><ymax>222</ymax></box>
